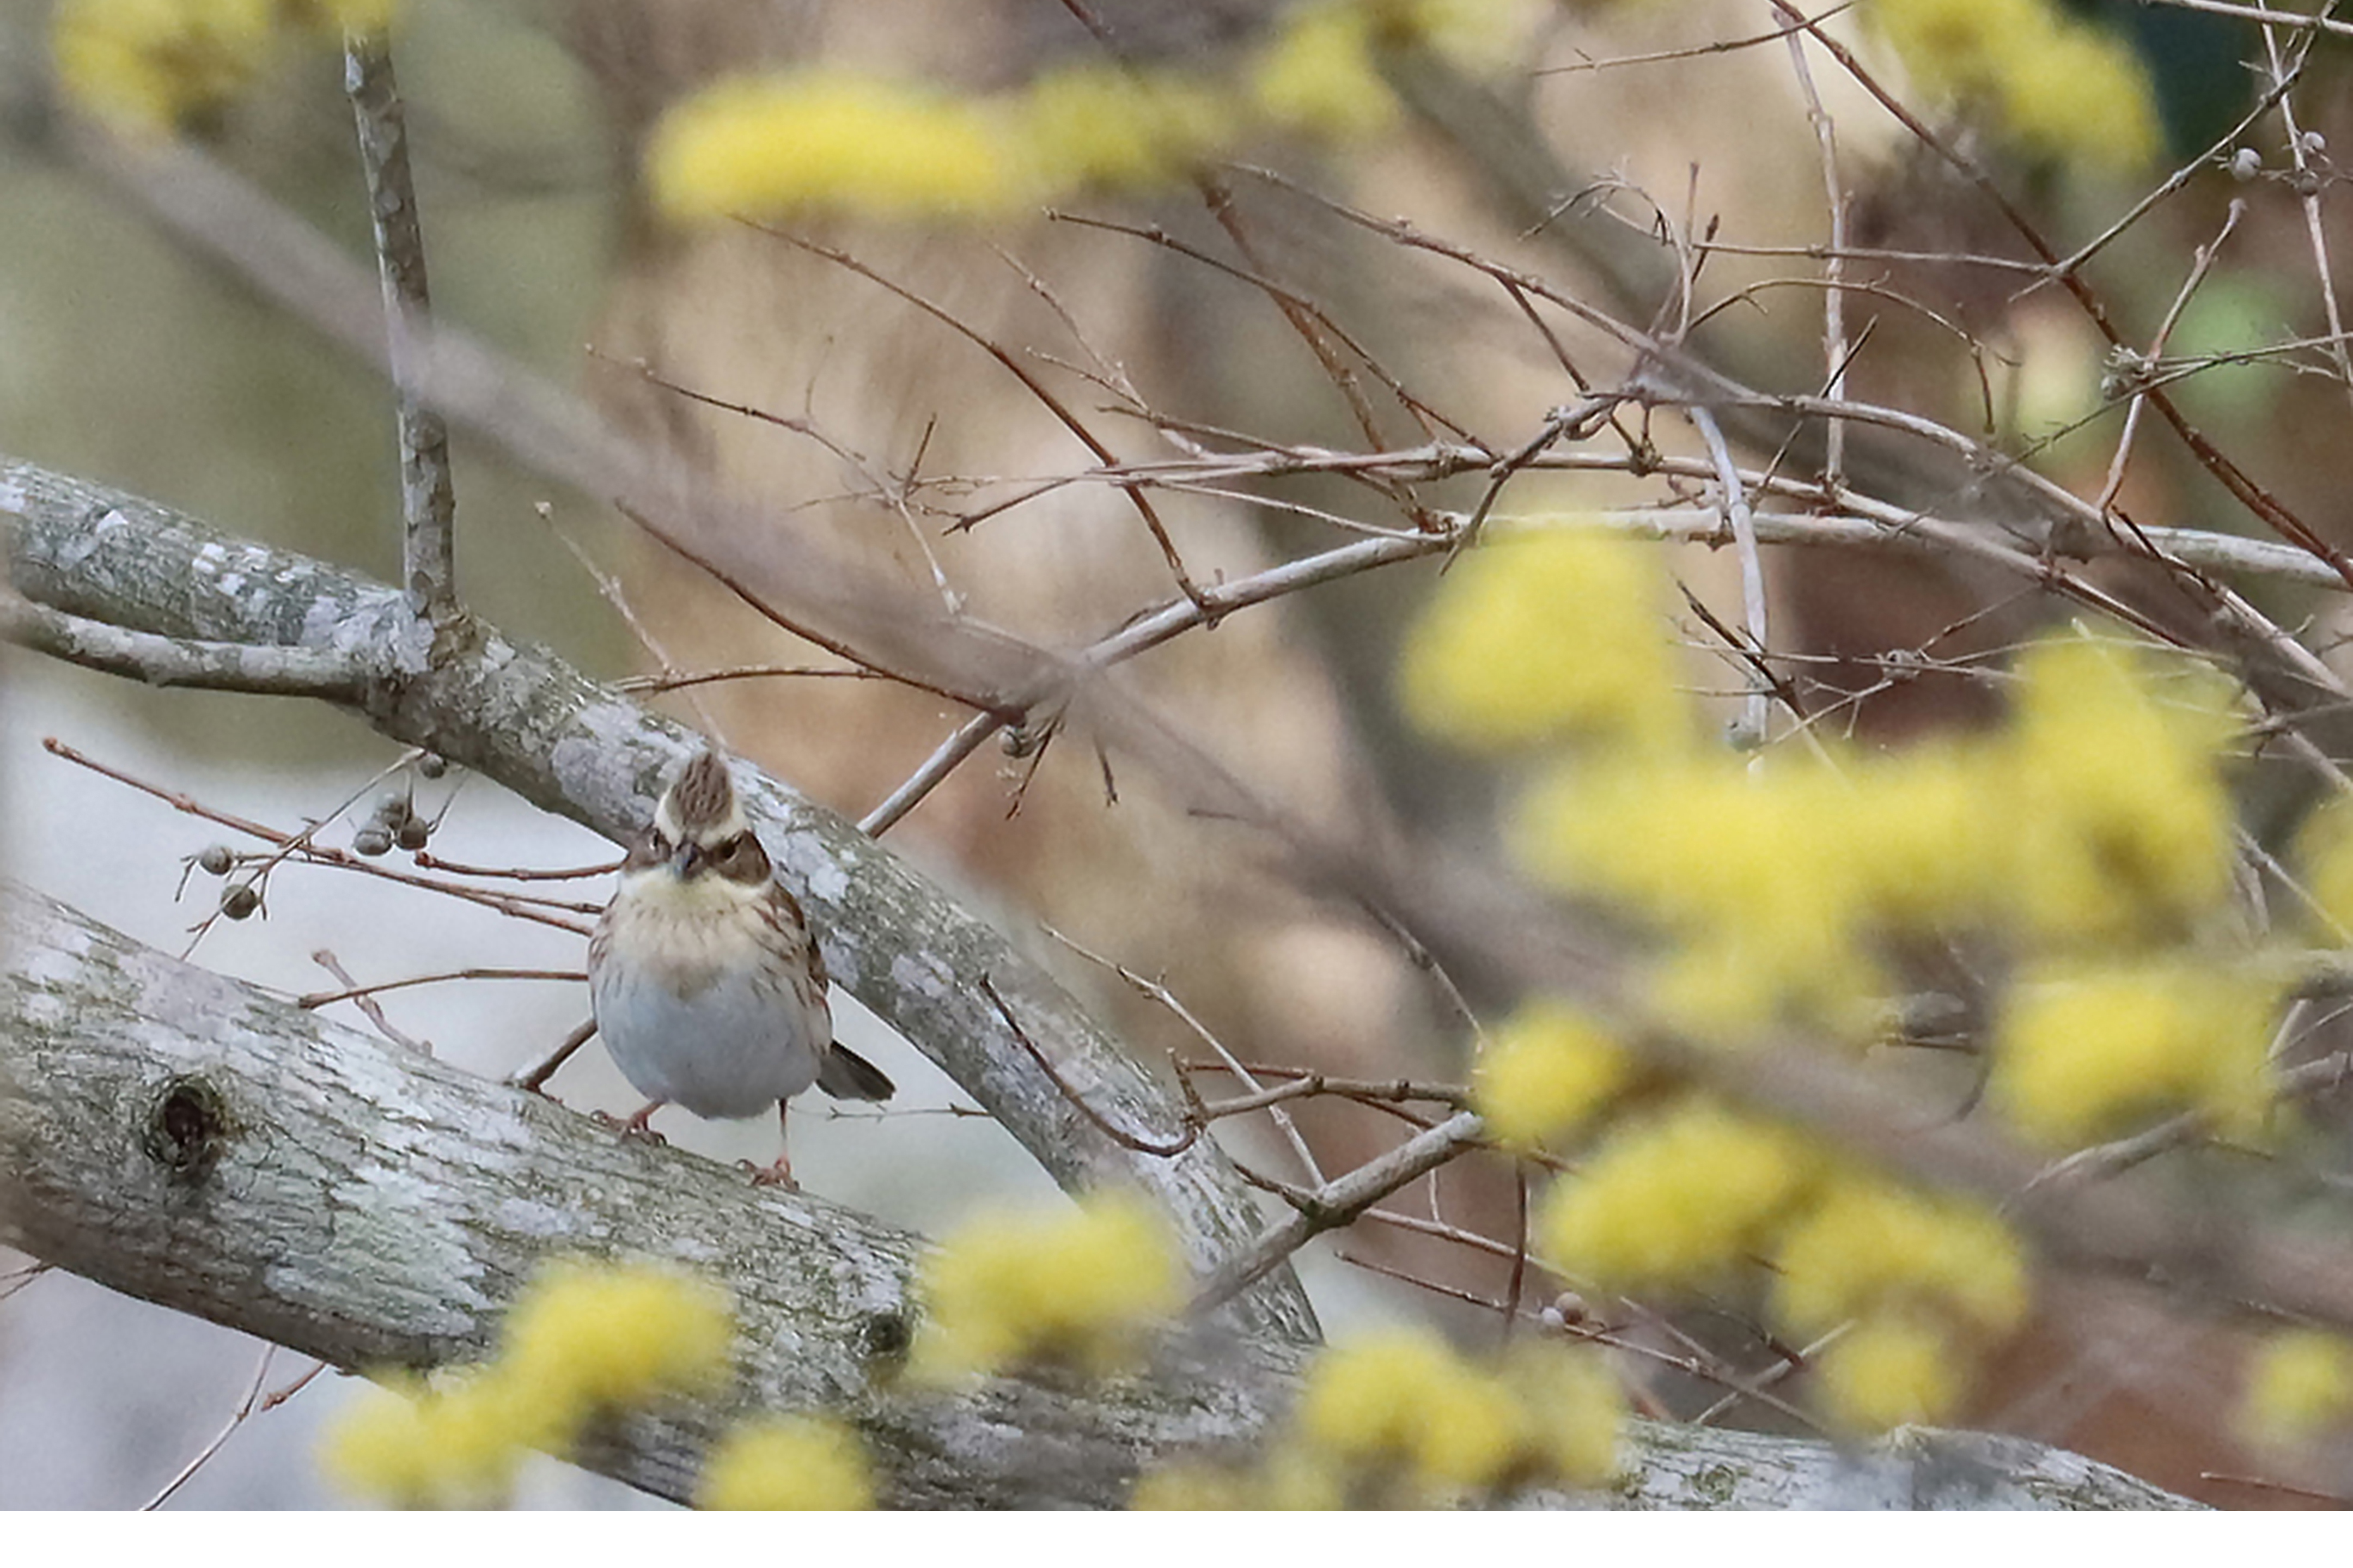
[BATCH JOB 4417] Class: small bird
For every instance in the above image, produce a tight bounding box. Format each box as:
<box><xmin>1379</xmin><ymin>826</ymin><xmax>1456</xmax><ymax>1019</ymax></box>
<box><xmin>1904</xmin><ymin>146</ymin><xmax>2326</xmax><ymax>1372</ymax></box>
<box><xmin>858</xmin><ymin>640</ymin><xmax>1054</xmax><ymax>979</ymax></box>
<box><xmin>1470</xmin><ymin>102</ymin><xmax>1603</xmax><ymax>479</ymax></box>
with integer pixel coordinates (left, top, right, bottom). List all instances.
<box><xmin>587</xmin><ymin>748</ymin><xmax>892</xmax><ymax>1186</ymax></box>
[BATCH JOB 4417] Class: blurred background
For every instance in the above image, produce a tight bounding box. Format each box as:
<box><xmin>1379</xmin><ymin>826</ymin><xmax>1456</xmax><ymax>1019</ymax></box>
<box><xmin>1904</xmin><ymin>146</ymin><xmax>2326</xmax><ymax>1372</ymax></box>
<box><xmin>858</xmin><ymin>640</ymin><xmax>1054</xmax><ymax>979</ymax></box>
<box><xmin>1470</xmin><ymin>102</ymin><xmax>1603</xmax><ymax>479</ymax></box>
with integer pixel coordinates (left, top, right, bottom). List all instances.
<box><xmin>4</xmin><ymin>0</ymin><xmax>2348</xmax><ymax>1508</ymax></box>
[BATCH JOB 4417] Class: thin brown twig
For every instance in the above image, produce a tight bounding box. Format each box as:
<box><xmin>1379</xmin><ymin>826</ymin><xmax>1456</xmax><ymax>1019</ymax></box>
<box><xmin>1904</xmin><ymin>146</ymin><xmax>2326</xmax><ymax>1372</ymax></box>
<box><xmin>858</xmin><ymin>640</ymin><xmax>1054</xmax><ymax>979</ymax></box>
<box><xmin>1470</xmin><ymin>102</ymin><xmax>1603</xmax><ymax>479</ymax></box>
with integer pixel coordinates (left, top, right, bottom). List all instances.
<box><xmin>749</xmin><ymin>224</ymin><xmax>1213</xmax><ymax>612</ymax></box>
<box><xmin>312</xmin><ymin>949</ymin><xmax>431</xmax><ymax>1054</ymax></box>
<box><xmin>141</xmin><ymin>1351</ymin><xmax>326</xmax><ymax>1511</ymax></box>
<box><xmin>1042</xmin><ymin>924</ymin><xmax>1324</xmax><ymax>1183</ymax></box>
<box><xmin>980</xmin><ymin>975</ymin><xmax>1196</xmax><ymax>1157</ymax></box>
<box><xmin>1191</xmin><ymin>1111</ymin><xmax>1485</xmax><ymax>1315</ymax></box>
<box><xmin>298</xmin><ymin>966</ymin><xmax>586</xmax><ymax>1010</ymax></box>
<box><xmin>44</xmin><ymin>738</ymin><xmax>594</xmax><ymax>936</ymax></box>
<box><xmin>409</xmin><ymin>852</ymin><xmax>618</xmax><ymax>882</ymax></box>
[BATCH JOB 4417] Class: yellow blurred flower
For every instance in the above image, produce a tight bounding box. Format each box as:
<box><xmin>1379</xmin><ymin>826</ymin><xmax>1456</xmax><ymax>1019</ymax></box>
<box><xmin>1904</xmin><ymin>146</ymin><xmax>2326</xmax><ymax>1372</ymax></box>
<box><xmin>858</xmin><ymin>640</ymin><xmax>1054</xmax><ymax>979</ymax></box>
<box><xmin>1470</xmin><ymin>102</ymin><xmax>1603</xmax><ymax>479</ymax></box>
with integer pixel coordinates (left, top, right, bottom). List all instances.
<box><xmin>2295</xmin><ymin>790</ymin><xmax>2353</xmax><ymax>942</ymax></box>
<box><xmin>1019</xmin><ymin>65</ymin><xmax>1235</xmax><ymax>191</ymax></box>
<box><xmin>53</xmin><ymin>0</ymin><xmax>277</xmax><ymax>137</ymax></box>
<box><xmin>1771</xmin><ymin>1176</ymin><xmax>2028</xmax><ymax>1341</ymax></box>
<box><xmin>319</xmin><ymin>1370</ymin><xmax>535</xmax><ymax>1510</ymax></box>
<box><xmin>1249</xmin><ymin>3</ymin><xmax>1400</xmax><ymax>139</ymax></box>
<box><xmin>1473</xmin><ymin>998</ymin><xmax>1633</xmax><ymax>1151</ymax></box>
<box><xmin>499</xmin><ymin>1260</ymin><xmax>733</xmax><ymax>1427</ymax></box>
<box><xmin>2000</xmin><ymin>635</ymin><xmax>2241</xmax><ymax>948</ymax></box>
<box><xmin>1868</xmin><ymin>0</ymin><xmax>2159</xmax><ymax>170</ymax></box>
<box><xmin>1397</xmin><ymin>526</ymin><xmax>1690</xmax><ymax>756</ymax></box>
<box><xmin>322</xmin><ymin>1258</ymin><xmax>734</xmax><ymax>1506</ymax></box>
<box><xmin>1294</xmin><ymin>1328</ymin><xmax>1621</xmax><ymax>1500</ymax></box>
<box><xmin>1536</xmin><ymin>1100</ymin><xmax>1818</xmax><ymax>1291</ymax></box>
<box><xmin>1814</xmin><ymin>1312</ymin><xmax>1964</xmax><ymax>1432</ymax></box>
<box><xmin>648</xmin><ymin>71</ymin><xmax>1026</xmax><ymax>223</ymax></box>
<box><xmin>910</xmin><ymin>1191</ymin><xmax>1182</xmax><ymax>1380</ymax></box>
<box><xmin>1992</xmin><ymin>956</ymin><xmax>2279</xmax><ymax>1146</ymax></box>
<box><xmin>2241</xmin><ymin>1329</ymin><xmax>2353</xmax><ymax>1449</ymax></box>
<box><xmin>698</xmin><ymin>1416</ymin><xmax>876</xmax><ymax>1510</ymax></box>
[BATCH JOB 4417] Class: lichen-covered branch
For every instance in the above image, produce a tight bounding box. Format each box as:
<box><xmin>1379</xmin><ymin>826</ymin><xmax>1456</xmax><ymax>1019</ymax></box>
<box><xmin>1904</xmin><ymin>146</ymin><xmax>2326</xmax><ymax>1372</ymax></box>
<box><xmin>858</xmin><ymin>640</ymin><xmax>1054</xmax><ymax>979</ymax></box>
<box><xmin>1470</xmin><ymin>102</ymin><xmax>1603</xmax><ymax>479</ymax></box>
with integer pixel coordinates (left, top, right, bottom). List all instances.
<box><xmin>0</xmin><ymin>880</ymin><xmax>2194</xmax><ymax>1509</ymax></box>
<box><xmin>0</xmin><ymin>584</ymin><xmax>374</xmax><ymax>699</ymax></box>
<box><xmin>0</xmin><ymin>454</ymin><xmax>1316</xmax><ymax>1348</ymax></box>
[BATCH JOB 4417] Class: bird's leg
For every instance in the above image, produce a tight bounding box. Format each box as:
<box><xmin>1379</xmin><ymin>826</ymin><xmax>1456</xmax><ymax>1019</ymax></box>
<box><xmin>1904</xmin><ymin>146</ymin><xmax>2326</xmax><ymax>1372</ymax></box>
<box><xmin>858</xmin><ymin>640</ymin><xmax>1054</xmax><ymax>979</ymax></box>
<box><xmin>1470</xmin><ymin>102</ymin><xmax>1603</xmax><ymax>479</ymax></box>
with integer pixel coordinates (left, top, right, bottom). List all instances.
<box><xmin>593</xmin><ymin>1100</ymin><xmax>669</xmax><ymax>1144</ymax></box>
<box><xmin>746</xmin><ymin>1100</ymin><xmax>797</xmax><ymax>1189</ymax></box>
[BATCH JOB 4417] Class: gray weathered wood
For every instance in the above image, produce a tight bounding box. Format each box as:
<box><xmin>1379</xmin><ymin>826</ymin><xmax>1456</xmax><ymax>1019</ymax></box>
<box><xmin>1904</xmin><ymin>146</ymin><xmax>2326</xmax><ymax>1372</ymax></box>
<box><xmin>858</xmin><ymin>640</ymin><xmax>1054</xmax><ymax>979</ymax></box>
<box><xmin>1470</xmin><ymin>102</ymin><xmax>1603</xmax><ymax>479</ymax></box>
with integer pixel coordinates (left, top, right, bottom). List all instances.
<box><xmin>1</xmin><ymin>454</ymin><xmax>1316</xmax><ymax>1349</ymax></box>
<box><xmin>0</xmin><ymin>880</ymin><xmax>2193</xmax><ymax>1506</ymax></box>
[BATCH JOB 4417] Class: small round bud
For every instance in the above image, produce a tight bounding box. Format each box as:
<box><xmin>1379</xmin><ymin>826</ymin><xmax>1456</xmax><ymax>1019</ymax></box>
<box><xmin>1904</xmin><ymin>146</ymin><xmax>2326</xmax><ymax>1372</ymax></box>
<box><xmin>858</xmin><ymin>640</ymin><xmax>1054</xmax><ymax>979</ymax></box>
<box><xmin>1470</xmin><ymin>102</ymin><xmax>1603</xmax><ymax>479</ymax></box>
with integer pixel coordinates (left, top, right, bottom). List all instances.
<box><xmin>196</xmin><ymin>844</ymin><xmax>234</xmax><ymax>877</ymax></box>
<box><xmin>352</xmin><ymin>825</ymin><xmax>395</xmax><ymax>857</ymax></box>
<box><xmin>2229</xmin><ymin>147</ymin><xmax>2262</xmax><ymax>181</ymax></box>
<box><xmin>395</xmin><ymin>817</ymin><xmax>430</xmax><ymax>851</ymax></box>
<box><xmin>416</xmin><ymin>753</ymin><xmax>448</xmax><ymax>779</ymax></box>
<box><xmin>220</xmin><ymin>882</ymin><xmax>260</xmax><ymax>920</ymax></box>
<box><xmin>1551</xmin><ymin>1290</ymin><xmax>1590</xmax><ymax>1326</ymax></box>
<box><xmin>2302</xmin><ymin>130</ymin><xmax>2326</xmax><ymax>156</ymax></box>
<box><xmin>373</xmin><ymin>791</ymin><xmax>411</xmax><ymax>825</ymax></box>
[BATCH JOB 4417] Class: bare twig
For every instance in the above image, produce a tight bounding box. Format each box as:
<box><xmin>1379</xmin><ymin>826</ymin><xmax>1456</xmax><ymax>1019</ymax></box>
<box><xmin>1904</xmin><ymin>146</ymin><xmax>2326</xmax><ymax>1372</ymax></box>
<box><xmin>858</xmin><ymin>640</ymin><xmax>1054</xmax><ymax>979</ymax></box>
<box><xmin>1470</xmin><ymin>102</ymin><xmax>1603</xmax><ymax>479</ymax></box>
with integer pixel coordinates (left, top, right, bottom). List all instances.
<box><xmin>508</xmin><ymin>1017</ymin><xmax>599</xmax><ymax>1094</ymax></box>
<box><xmin>312</xmin><ymin>949</ymin><xmax>431</xmax><ymax>1054</ymax></box>
<box><xmin>42</xmin><ymin>738</ymin><xmax>594</xmax><ymax>937</ymax></box>
<box><xmin>298</xmin><ymin>966</ymin><xmax>584</xmax><ymax>1010</ymax></box>
<box><xmin>1191</xmin><ymin>1112</ymin><xmax>1486</xmax><ymax>1315</ymax></box>
<box><xmin>981</xmin><ymin>975</ymin><xmax>1195</xmax><ymax>1157</ymax></box>
<box><xmin>141</xmin><ymin>1349</ymin><xmax>326</xmax><ymax>1510</ymax></box>
<box><xmin>344</xmin><ymin>34</ymin><xmax>455</xmax><ymax>619</ymax></box>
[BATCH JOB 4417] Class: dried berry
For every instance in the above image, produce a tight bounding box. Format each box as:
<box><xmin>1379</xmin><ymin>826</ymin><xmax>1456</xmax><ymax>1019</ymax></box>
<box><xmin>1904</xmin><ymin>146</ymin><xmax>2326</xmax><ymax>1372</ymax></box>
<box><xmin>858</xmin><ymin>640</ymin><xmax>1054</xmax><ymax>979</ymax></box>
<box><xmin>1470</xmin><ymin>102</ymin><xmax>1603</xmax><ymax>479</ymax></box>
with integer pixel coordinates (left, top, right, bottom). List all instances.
<box><xmin>220</xmin><ymin>883</ymin><xmax>261</xmax><ymax>920</ymax></box>
<box><xmin>196</xmin><ymin>844</ymin><xmax>234</xmax><ymax>877</ymax></box>
<box><xmin>352</xmin><ymin>825</ymin><xmax>395</xmax><ymax>857</ymax></box>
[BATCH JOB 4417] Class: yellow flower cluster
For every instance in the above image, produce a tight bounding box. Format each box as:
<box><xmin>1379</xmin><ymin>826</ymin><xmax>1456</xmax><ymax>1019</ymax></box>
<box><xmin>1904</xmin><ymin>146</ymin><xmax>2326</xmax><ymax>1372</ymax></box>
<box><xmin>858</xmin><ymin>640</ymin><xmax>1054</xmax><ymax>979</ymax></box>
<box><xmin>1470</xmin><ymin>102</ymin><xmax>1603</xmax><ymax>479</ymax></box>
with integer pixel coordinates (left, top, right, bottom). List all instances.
<box><xmin>2002</xmin><ymin>637</ymin><xmax>2241</xmax><ymax>947</ymax></box>
<box><xmin>2294</xmin><ymin>792</ymin><xmax>2353</xmax><ymax>942</ymax></box>
<box><xmin>321</xmin><ymin>1259</ymin><xmax>733</xmax><ymax>1508</ymax></box>
<box><xmin>1867</xmin><ymin>0</ymin><xmax>2161</xmax><ymax>171</ymax></box>
<box><xmin>2240</xmin><ymin>1329</ymin><xmax>2353</xmax><ymax>1450</ymax></box>
<box><xmin>1771</xmin><ymin>1179</ymin><xmax>2027</xmax><ymax>1341</ymax></box>
<box><xmin>909</xmin><ymin>1191</ymin><xmax>1184</xmax><ymax>1380</ymax></box>
<box><xmin>1503</xmin><ymin>617</ymin><xmax>2244</xmax><ymax>1038</ymax></box>
<box><xmin>1472</xmin><ymin>998</ymin><xmax>1634</xmax><ymax>1151</ymax></box>
<box><xmin>1992</xmin><ymin>957</ymin><xmax>2281</xmax><ymax>1146</ymax></box>
<box><xmin>697</xmin><ymin>1416</ymin><xmax>877</xmax><ymax>1511</ymax></box>
<box><xmin>1772</xmin><ymin>1178</ymin><xmax>2028</xmax><ymax>1431</ymax></box>
<box><xmin>1527</xmin><ymin>1096</ymin><xmax>2030</xmax><ymax>1432</ymax></box>
<box><xmin>1133</xmin><ymin>1328</ymin><xmax>1622</xmax><ymax>1506</ymax></box>
<box><xmin>52</xmin><ymin>0</ymin><xmax>395</xmax><ymax>138</ymax></box>
<box><xmin>1397</xmin><ymin>527</ymin><xmax>1692</xmax><ymax>756</ymax></box>
<box><xmin>1250</xmin><ymin>3</ymin><xmax>1400</xmax><ymax>141</ymax></box>
<box><xmin>1535</xmin><ymin>1100</ymin><xmax>1819</xmax><ymax>1291</ymax></box>
<box><xmin>649</xmin><ymin>72</ymin><xmax>1027</xmax><ymax>224</ymax></box>
<box><xmin>644</xmin><ymin>0</ymin><xmax>1520</xmax><ymax>223</ymax></box>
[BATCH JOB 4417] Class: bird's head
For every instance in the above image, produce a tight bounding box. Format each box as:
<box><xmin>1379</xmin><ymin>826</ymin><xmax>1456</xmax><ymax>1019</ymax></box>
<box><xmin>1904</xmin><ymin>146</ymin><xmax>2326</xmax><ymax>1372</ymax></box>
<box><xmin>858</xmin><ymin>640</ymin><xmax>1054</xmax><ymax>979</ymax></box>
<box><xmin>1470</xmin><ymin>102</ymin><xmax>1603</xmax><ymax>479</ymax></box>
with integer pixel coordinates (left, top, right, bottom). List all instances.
<box><xmin>627</xmin><ymin>749</ymin><xmax>771</xmax><ymax>887</ymax></box>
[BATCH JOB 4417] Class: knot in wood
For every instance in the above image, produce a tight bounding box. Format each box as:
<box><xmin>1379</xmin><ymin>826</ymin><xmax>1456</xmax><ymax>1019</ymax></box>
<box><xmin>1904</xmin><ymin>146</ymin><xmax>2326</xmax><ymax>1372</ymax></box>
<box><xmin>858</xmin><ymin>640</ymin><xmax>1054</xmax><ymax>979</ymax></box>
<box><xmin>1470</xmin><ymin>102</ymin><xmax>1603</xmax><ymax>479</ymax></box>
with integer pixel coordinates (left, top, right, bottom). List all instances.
<box><xmin>142</xmin><ymin>1074</ymin><xmax>232</xmax><ymax>1182</ymax></box>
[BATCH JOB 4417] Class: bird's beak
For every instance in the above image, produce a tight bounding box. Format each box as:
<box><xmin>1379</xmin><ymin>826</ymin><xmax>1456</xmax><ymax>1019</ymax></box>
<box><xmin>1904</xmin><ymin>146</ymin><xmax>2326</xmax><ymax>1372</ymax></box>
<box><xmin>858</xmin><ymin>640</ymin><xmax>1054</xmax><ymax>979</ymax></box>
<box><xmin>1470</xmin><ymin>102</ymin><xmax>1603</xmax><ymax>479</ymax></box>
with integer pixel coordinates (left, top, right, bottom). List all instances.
<box><xmin>669</xmin><ymin>840</ymin><xmax>700</xmax><ymax>878</ymax></box>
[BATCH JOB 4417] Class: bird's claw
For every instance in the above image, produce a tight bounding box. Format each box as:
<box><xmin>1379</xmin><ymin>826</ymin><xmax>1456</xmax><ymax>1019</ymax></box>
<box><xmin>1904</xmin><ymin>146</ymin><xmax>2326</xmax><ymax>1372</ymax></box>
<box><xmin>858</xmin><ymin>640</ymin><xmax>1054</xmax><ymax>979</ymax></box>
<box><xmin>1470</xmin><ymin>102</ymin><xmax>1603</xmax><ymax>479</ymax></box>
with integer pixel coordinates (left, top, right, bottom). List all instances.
<box><xmin>742</xmin><ymin>1158</ymin><xmax>798</xmax><ymax>1191</ymax></box>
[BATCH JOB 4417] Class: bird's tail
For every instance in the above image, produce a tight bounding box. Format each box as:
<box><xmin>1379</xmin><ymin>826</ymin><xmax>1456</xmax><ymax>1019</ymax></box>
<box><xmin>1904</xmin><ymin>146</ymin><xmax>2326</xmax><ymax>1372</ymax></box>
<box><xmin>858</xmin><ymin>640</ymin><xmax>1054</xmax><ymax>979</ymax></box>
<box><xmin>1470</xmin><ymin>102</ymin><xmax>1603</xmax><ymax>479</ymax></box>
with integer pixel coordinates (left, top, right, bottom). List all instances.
<box><xmin>816</xmin><ymin>1043</ymin><xmax>895</xmax><ymax>1101</ymax></box>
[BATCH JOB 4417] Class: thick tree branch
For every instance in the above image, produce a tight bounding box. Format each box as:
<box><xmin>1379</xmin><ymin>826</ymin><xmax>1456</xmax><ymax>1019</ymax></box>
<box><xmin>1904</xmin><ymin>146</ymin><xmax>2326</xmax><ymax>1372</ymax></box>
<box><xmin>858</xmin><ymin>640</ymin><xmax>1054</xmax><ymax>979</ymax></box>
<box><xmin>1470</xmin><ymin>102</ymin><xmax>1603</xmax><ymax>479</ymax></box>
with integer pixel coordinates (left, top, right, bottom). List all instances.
<box><xmin>0</xmin><ymin>455</ymin><xmax>1317</xmax><ymax>1347</ymax></box>
<box><xmin>0</xmin><ymin>880</ymin><xmax>2194</xmax><ymax>1508</ymax></box>
<box><xmin>0</xmin><ymin>584</ymin><xmax>375</xmax><ymax>699</ymax></box>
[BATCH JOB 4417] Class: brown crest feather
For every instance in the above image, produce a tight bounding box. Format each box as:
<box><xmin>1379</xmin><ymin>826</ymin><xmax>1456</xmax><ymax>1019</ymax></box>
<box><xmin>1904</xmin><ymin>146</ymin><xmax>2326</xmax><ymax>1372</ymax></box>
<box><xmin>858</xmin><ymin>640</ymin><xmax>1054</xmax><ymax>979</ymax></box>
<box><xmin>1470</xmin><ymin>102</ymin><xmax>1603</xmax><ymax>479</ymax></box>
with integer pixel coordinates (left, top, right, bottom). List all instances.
<box><xmin>668</xmin><ymin>750</ymin><xmax>737</xmax><ymax>837</ymax></box>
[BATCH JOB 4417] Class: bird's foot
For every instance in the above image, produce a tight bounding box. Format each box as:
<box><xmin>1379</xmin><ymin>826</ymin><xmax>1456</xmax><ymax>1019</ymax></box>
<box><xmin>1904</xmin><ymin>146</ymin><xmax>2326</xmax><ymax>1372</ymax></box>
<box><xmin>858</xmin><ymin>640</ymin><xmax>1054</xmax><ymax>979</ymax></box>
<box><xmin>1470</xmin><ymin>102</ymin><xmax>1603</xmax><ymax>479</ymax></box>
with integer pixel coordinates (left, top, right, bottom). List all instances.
<box><xmin>742</xmin><ymin>1157</ymin><xmax>798</xmax><ymax>1191</ymax></box>
<box><xmin>594</xmin><ymin>1103</ymin><xmax>668</xmax><ymax>1145</ymax></box>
